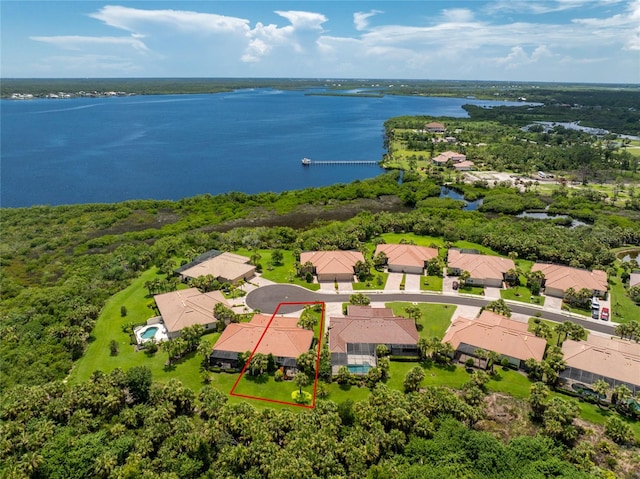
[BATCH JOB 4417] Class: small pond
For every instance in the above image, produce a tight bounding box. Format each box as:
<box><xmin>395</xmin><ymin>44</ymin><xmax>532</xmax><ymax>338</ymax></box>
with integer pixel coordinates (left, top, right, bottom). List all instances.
<box><xmin>439</xmin><ymin>186</ymin><xmax>483</xmax><ymax>211</ymax></box>
<box><xmin>516</xmin><ymin>211</ymin><xmax>588</xmax><ymax>228</ymax></box>
<box><xmin>617</xmin><ymin>249</ymin><xmax>640</xmax><ymax>263</ymax></box>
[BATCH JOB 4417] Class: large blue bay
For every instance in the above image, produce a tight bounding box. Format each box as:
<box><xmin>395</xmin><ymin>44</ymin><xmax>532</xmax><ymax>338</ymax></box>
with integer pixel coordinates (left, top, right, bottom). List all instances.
<box><xmin>1</xmin><ymin>89</ymin><xmax>516</xmax><ymax>207</ymax></box>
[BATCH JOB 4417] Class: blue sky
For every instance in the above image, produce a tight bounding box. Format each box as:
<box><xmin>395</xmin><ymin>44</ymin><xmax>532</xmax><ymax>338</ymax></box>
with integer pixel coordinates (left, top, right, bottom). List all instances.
<box><xmin>2</xmin><ymin>1</ymin><xmax>639</xmax><ymax>83</ymax></box>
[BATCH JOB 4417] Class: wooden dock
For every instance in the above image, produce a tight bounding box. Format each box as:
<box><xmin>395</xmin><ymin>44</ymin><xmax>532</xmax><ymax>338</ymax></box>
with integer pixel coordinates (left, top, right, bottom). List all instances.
<box><xmin>302</xmin><ymin>159</ymin><xmax>379</xmax><ymax>166</ymax></box>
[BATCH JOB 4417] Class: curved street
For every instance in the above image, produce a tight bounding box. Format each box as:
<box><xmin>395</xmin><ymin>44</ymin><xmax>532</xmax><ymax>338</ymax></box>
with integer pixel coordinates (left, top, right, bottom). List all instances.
<box><xmin>246</xmin><ymin>284</ymin><xmax>617</xmax><ymax>335</ymax></box>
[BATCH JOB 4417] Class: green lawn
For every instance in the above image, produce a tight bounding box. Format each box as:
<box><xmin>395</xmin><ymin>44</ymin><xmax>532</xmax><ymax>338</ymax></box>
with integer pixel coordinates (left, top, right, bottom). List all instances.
<box><xmin>420</xmin><ymin>275</ymin><xmax>443</xmax><ymax>292</ymax></box>
<box><xmin>69</xmin><ymin>267</ymin><xmax>206</xmax><ymax>391</ymax></box>
<box><xmin>352</xmin><ymin>271</ymin><xmax>389</xmax><ymax>290</ymax></box>
<box><xmin>232</xmin><ymin>373</ymin><xmax>316</xmax><ymax>406</ymax></box>
<box><xmin>609</xmin><ymin>274</ymin><xmax>640</xmax><ymax>324</ymax></box>
<box><xmin>459</xmin><ymin>285</ymin><xmax>485</xmax><ymax>295</ymax></box>
<box><xmin>380</xmin><ymin>232</ymin><xmax>445</xmax><ymax>248</ymax></box>
<box><xmin>234</xmin><ymin>248</ymin><xmax>320</xmax><ymax>291</ymax></box>
<box><xmin>386</xmin><ymin>302</ymin><xmax>456</xmax><ymax>339</ymax></box>
<box><xmin>501</xmin><ymin>286</ymin><xmax>545</xmax><ymax>305</ymax></box>
<box><xmin>527</xmin><ymin>317</ymin><xmax>561</xmax><ymax>347</ymax></box>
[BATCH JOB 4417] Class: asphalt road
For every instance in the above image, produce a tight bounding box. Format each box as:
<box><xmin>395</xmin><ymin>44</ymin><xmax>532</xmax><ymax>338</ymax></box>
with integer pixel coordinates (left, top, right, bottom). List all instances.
<box><xmin>245</xmin><ymin>284</ymin><xmax>617</xmax><ymax>335</ymax></box>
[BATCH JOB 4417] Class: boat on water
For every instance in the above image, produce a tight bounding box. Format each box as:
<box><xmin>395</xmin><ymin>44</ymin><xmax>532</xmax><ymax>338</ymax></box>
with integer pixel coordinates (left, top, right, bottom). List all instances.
<box><xmin>301</xmin><ymin>157</ymin><xmax>311</xmax><ymax>165</ymax></box>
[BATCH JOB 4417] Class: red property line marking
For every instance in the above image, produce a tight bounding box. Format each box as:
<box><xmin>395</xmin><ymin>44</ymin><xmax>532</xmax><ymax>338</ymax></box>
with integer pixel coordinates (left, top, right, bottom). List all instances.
<box><xmin>229</xmin><ymin>301</ymin><xmax>325</xmax><ymax>409</ymax></box>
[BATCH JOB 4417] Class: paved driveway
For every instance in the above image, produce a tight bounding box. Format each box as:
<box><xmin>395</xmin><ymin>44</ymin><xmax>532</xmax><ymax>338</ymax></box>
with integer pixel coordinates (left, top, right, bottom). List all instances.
<box><xmin>385</xmin><ymin>272</ymin><xmax>403</xmax><ymax>291</ymax></box>
<box><xmin>543</xmin><ymin>295</ymin><xmax>563</xmax><ymax>311</ymax></box>
<box><xmin>443</xmin><ymin>275</ymin><xmax>459</xmax><ymax>294</ymax></box>
<box><xmin>484</xmin><ymin>286</ymin><xmax>502</xmax><ymax>299</ymax></box>
<box><xmin>404</xmin><ymin>274</ymin><xmax>421</xmax><ymax>292</ymax></box>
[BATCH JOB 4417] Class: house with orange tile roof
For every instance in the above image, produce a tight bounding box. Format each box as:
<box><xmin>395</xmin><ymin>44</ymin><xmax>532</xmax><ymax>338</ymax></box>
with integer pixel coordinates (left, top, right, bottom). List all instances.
<box><xmin>630</xmin><ymin>272</ymin><xmax>640</xmax><ymax>289</ymax></box>
<box><xmin>453</xmin><ymin>160</ymin><xmax>475</xmax><ymax>171</ymax></box>
<box><xmin>375</xmin><ymin>243</ymin><xmax>439</xmax><ymax>274</ymax></box>
<box><xmin>531</xmin><ymin>263</ymin><xmax>608</xmax><ymax>298</ymax></box>
<box><xmin>442</xmin><ymin>310</ymin><xmax>547</xmax><ymax>369</ymax></box>
<box><xmin>300</xmin><ymin>250</ymin><xmax>365</xmax><ymax>282</ymax></box>
<box><xmin>329</xmin><ymin>305</ymin><xmax>419</xmax><ymax>374</ymax></box>
<box><xmin>209</xmin><ymin>314</ymin><xmax>314</xmax><ymax>369</ymax></box>
<box><xmin>432</xmin><ymin>150</ymin><xmax>466</xmax><ymax>165</ymax></box>
<box><xmin>560</xmin><ymin>335</ymin><xmax>640</xmax><ymax>396</ymax></box>
<box><xmin>154</xmin><ymin>288</ymin><xmax>230</xmax><ymax>339</ymax></box>
<box><xmin>447</xmin><ymin>249</ymin><xmax>515</xmax><ymax>288</ymax></box>
<box><xmin>425</xmin><ymin>121</ymin><xmax>446</xmax><ymax>133</ymax></box>
<box><xmin>177</xmin><ymin>250</ymin><xmax>255</xmax><ymax>284</ymax></box>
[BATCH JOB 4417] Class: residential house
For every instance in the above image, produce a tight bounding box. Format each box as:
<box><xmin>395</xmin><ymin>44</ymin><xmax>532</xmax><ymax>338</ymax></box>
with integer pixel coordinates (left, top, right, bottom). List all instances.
<box><xmin>329</xmin><ymin>306</ymin><xmax>419</xmax><ymax>375</ymax></box>
<box><xmin>447</xmin><ymin>249</ymin><xmax>515</xmax><ymax>287</ymax></box>
<box><xmin>453</xmin><ymin>160</ymin><xmax>475</xmax><ymax>172</ymax></box>
<box><xmin>210</xmin><ymin>314</ymin><xmax>314</xmax><ymax>370</ymax></box>
<box><xmin>300</xmin><ymin>250</ymin><xmax>365</xmax><ymax>282</ymax></box>
<box><xmin>561</xmin><ymin>335</ymin><xmax>640</xmax><ymax>396</ymax></box>
<box><xmin>442</xmin><ymin>310</ymin><xmax>547</xmax><ymax>369</ymax></box>
<box><xmin>531</xmin><ymin>263</ymin><xmax>608</xmax><ymax>298</ymax></box>
<box><xmin>629</xmin><ymin>272</ymin><xmax>640</xmax><ymax>289</ymax></box>
<box><xmin>154</xmin><ymin>288</ymin><xmax>229</xmax><ymax>339</ymax></box>
<box><xmin>375</xmin><ymin>243</ymin><xmax>439</xmax><ymax>274</ymax></box>
<box><xmin>177</xmin><ymin>250</ymin><xmax>256</xmax><ymax>284</ymax></box>
<box><xmin>425</xmin><ymin>121</ymin><xmax>446</xmax><ymax>133</ymax></box>
<box><xmin>432</xmin><ymin>151</ymin><xmax>466</xmax><ymax>165</ymax></box>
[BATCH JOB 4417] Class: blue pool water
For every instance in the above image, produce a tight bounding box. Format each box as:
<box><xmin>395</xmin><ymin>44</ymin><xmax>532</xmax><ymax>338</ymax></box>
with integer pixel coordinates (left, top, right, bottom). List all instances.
<box><xmin>141</xmin><ymin>326</ymin><xmax>158</xmax><ymax>339</ymax></box>
<box><xmin>348</xmin><ymin>364</ymin><xmax>372</xmax><ymax>374</ymax></box>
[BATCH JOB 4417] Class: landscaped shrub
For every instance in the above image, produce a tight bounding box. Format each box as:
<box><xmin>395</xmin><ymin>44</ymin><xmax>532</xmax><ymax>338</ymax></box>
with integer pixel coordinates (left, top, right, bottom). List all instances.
<box><xmin>274</xmin><ymin>369</ymin><xmax>284</xmax><ymax>382</ymax></box>
<box><xmin>120</xmin><ymin>305</ymin><xmax>127</xmax><ymax>317</ymax></box>
<box><xmin>109</xmin><ymin>340</ymin><xmax>119</xmax><ymax>356</ymax></box>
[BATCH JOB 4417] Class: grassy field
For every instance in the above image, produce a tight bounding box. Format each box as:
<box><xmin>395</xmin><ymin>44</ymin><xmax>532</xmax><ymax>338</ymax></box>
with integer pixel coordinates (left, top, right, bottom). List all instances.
<box><xmin>68</xmin><ymin>268</ymin><xmax>206</xmax><ymax>391</ymax></box>
<box><xmin>501</xmin><ymin>286</ymin><xmax>545</xmax><ymax>305</ymax></box>
<box><xmin>386</xmin><ymin>302</ymin><xmax>456</xmax><ymax>338</ymax></box>
<box><xmin>609</xmin><ymin>274</ymin><xmax>640</xmax><ymax>323</ymax></box>
<box><xmin>420</xmin><ymin>275</ymin><xmax>443</xmax><ymax>292</ymax></box>
<box><xmin>234</xmin><ymin>248</ymin><xmax>320</xmax><ymax>291</ymax></box>
<box><xmin>352</xmin><ymin>271</ymin><xmax>389</xmax><ymax>290</ymax></box>
<box><xmin>459</xmin><ymin>285</ymin><xmax>486</xmax><ymax>295</ymax></box>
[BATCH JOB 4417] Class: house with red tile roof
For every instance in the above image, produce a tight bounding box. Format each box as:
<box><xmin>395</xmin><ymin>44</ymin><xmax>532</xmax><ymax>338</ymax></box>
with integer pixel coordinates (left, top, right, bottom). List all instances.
<box><xmin>329</xmin><ymin>306</ymin><xmax>419</xmax><ymax>374</ymax></box>
<box><xmin>442</xmin><ymin>310</ymin><xmax>547</xmax><ymax>369</ymax></box>
<box><xmin>375</xmin><ymin>243</ymin><xmax>439</xmax><ymax>274</ymax></box>
<box><xmin>154</xmin><ymin>288</ymin><xmax>229</xmax><ymax>339</ymax></box>
<box><xmin>425</xmin><ymin>121</ymin><xmax>446</xmax><ymax>133</ymax></box>
<box><xmin>209</xmin><ymin>314</ymin><xmax>314</xmax><ymax>369</ymax></box>
<box><xmin>432</xmin><ymin>151</ymin><xmax>466</xmax><ymax>165</ymax></box>
<box><xmin>177</xmin><ymin>251</ymin><xmax>255</xmax><ymax>284</ymax></box>
<box><xmin>300</xmin><ymin>250</ymin><xmax>365</xmax><ymax>282</ymax></box>
<box><xmin>531</xmin><ymin>263</ymin><xmax>608</xmax><ymax>298</ymax></box>
<box><xmin>447</xmin><ymin>249</ymin><xmax>515</xmax><ymax>288</ymax></box>
<box><xmin>453</xmin><ymin>160</ymin><xmax>475</xmax><ymax>171</ymax></box>
<box><xmin>561</xmin><ymin>335</ymin><xmax>640</xmax><ymax>396</ymax></box>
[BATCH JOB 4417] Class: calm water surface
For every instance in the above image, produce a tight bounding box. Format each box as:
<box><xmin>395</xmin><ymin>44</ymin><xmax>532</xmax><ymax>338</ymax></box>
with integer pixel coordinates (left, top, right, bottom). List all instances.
<box><xmin>2</xmin><ymin>89</ymin><xmax>518</xmax><ymax>207</ymax></box>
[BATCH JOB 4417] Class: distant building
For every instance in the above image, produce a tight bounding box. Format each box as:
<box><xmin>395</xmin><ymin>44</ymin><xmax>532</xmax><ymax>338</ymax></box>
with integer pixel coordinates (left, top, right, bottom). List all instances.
<box><xmin>531</xmin><ymin>263</ymin><xmax>607</xmax><ymax>298</ymax></box>
<box><xmin>432</xmin><ymin>151</ymin><xmax>466</xmax><ymax>165</ymax></box>
<box><xmin>374</xmin><ymin>243</ymin><xmax>438</xmax><ymax>274</ymax></box>
<box><xmin>442</xmin><ymin>310</ymin><xmax>547</xmax><ymax>369</ymax></box>
<box><xmin>154</xmin><ymin>288</ymin><xmax>229</xmax><ymax>339</ymax></box>
<box><xmin>425</xmin><ymin>121</ymin><xmax>446</xmax><ymax>133</ymax></box>
<box><xmin>453</xmin><ymin>160</ymin><xmax>475</xmax><ymax>171</ymax></box>
<box><xmin>629</xmin><ymin>272</ymin><xmax>640</xmax><ymax>289</ymax></box>
<box><xmin>300</xmin><ymin>250</ymin><xmax>365</xmax><ymax>282</ymax></box>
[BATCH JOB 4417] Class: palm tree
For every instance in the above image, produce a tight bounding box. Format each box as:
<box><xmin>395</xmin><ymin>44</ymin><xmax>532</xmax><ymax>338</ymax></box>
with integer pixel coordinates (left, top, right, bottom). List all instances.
<box><xmin>554</xmin><ymin>321</ymin><xmax>574</xmax><ymax>346</ymax></box>
<box><xmin>592</xmin><ymin>380</ymin><xmax>610</xmax><ymax>407</ymax></box>
<box><xmin>474</xmin><ymin>348</ymin><xmax>488</xmax><ymax>369</ymax></box>
<box><xmin>486</xmin><ymin>351</ymin><xmax>501</xmax><ymax>374</ymax></box>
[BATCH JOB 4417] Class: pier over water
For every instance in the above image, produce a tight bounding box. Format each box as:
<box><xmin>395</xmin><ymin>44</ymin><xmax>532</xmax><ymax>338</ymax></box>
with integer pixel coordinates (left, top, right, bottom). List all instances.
<box><xmin>301</xmin><ymin>158</ymin><xmax>379</xmax><ymax>166</ymax></box>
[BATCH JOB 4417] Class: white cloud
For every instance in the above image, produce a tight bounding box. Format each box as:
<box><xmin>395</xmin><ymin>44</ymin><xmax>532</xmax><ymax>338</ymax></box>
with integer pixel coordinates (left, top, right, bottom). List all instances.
<box><xmin>354</xmin><ymin>10</ymin><xmax>383</xmax><ymax>31</ymax></box>
<box><xmin>441</xmin><ymin>8</ymin><xmax>475</xmax><ymax>23</ymax></box>
<box><xmin>88</xmin><ymin>5</ymin><xmax>250</xmax><ymax>35</ymax></box>
<box><xmin>273</xmin><ymin>10</ymin><xmax>327</xmax><ymax>30</ymax></box>
<box><xmin>486</xmin><ymin>0</ymin><xmax>624</xmax><ymax>15</ymax></box>
<box><xmin>30</xmin><ymin>35</ymin><xmax>149</xmax><ymax>52</ymax></box>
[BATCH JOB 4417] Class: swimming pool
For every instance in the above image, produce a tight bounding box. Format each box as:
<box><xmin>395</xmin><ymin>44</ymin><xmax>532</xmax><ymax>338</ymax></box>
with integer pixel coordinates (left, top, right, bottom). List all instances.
<box><xmin>141</xmin><ymin>326</ymin><xmax>158</xmax><ymax>339</ymax></box>
<box><xmin>347</xmin><ymin>364</ymin><xmax>372</xmax><ymax>375</ymax></box>
<box><xmin>134</xmin><ymin>323</ymin><xmax>168</xmax><ymax>344</ymax></box>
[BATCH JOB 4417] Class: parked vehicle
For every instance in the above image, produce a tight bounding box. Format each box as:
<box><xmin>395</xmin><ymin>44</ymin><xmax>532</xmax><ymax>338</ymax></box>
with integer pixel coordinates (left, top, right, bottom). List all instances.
<box><xmin>591</xmin><ymin>309</ymin><xmax>600</xmax><ymax>319</ymax></box>
<box><xmin>600</xmin><ymin>308</ymin><xmax>609</xmax><ymax>321</ymax></box>
<box><xmin>452</xmin><ymin>281</ymin><xmax>459</xmax><ymax>290</ymax></box>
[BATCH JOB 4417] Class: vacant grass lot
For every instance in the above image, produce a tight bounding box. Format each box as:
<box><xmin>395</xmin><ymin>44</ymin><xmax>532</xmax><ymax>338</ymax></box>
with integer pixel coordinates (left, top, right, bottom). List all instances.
<box><xmin>609</xmin><ymin>274</ymin><xmax>640</xmax><ymax>323</ymax></box>
<box><xmin>501</xmin><ymin>286</ymin><xmax>545</xmax><ymax>305</ymax></box>
<box><xmin>386</xmin><ymin>302</ymin><xmax>456</xmax><ymax>338</ymax></box>
<box><xmin>234</xmin><ymin>248</ymin><xmax>320</xmax><ymax>291</ymax></box>
<box><xmin>420</xmin><ymin>275</ymin><xmax>443</xmax><ymax>292</ymax></box>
